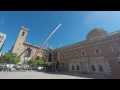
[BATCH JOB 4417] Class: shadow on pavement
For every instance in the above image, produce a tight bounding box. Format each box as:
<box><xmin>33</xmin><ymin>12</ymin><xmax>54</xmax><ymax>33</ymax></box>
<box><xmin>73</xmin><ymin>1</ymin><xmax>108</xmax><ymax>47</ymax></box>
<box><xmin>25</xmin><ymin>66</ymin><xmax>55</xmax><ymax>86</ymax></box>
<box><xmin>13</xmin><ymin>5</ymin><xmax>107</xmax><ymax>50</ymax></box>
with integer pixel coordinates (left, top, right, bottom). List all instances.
<box><xmin>38</xmin><ymin>71</ymin><xmax>101</xmax><ymax>79</ymax></box>
<box><xmin>0</xmin><ymin>69</ymin><xmax>119</xmax><ymax>79</ymax></box>
<box><xmin>39</xmin><ymin>71</ymin><xmax>119</xmax><ymax>79</ymax></box>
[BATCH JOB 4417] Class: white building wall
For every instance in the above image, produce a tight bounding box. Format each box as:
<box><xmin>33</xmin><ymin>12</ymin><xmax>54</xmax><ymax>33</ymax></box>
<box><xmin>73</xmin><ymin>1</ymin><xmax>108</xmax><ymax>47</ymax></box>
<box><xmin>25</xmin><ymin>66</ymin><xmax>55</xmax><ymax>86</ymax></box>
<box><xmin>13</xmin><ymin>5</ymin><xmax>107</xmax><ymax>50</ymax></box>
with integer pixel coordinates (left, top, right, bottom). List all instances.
<box><xmin>0</xmin><ymin>32</ymin><xmax>6</xmax><ymax>51</ymax></box>
<box><xmin>0</xmin><ymin>52</ymin><xmax>5</xmax><ymax>57</ymax></box>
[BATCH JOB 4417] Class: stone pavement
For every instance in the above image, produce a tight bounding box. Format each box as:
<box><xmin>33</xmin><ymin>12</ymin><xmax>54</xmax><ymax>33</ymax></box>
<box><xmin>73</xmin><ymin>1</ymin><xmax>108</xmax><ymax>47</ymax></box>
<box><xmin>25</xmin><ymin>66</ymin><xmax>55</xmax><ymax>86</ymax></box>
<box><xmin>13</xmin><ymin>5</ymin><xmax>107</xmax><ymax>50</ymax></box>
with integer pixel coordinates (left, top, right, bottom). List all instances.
<box><xmin>0</xmin><ymin>71</ymin><xmax>118</xmax><ymax>79</ymax></box>
<box><xmin>0</xmin><ymin>71</ymin><xmax>93</xmax><ymax>79</ymax></box>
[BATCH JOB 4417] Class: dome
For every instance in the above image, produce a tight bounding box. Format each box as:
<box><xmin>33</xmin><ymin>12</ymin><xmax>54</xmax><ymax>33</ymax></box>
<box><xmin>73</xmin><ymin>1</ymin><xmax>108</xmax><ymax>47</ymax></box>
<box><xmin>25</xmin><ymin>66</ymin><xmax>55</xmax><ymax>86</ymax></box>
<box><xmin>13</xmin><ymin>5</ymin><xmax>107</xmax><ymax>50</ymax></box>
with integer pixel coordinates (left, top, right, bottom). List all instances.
<box><xmin>86</xmin><ymin>28</ymin><xmax>108</xmax><ymax>40</ymax></box>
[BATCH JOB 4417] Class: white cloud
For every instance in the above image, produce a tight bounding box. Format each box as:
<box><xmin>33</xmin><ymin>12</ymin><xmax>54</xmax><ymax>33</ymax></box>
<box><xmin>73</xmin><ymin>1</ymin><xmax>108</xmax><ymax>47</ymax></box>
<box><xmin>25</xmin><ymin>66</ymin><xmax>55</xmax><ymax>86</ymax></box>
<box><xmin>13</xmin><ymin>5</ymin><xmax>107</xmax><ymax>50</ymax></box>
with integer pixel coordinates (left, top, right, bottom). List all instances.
<box><xmin>84</xmin><ymin>11</ymin><xmax>103</xmax><ymax>24</ymax></box>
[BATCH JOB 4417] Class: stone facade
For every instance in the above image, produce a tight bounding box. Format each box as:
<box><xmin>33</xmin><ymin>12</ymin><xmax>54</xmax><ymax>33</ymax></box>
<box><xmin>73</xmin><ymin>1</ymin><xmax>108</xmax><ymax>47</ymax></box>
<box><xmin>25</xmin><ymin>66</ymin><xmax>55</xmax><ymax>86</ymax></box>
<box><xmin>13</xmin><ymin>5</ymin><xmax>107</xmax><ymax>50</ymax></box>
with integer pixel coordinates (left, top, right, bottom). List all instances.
<box><xmin>51</xmin><ymin>28</ymin><xmax>120</xmax><ymax>77</ymax></box>
<box><xmin>0</xmin><ymin>52</ymin><xmax>5</xmax><ymax>57</ymax></box>
<box><xmin>0</xmin><ymin>32</ymin><xmax>6</xmax><ymax>51</ymax></box>
<box><xmin>44</xmin><ymin>48</ymin><xmax>52</xmax><ymax>62</ymax></box>
<box><xmin>11</xmin><ymin>26</ymin><xmax>45</xmax><ymax>64</ymax></box>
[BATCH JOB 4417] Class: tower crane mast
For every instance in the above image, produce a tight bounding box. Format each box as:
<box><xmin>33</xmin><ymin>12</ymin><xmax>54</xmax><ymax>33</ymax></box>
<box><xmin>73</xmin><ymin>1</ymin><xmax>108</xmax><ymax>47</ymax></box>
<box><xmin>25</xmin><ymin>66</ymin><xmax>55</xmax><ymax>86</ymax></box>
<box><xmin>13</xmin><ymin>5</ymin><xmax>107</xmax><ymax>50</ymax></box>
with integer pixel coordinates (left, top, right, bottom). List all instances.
<box><xmin>32</xmin><ymin>23</ymin><xmax>62</xmax><ymax>60</ymax></box>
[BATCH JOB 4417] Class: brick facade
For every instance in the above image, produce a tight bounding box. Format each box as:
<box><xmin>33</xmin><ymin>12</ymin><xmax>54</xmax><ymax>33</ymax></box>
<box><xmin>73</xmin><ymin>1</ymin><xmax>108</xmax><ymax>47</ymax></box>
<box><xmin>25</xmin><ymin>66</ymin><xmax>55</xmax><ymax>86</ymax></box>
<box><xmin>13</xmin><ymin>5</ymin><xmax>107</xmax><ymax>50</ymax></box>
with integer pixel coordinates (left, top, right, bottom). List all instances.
<box><xmin>51</xmin><ymin>28</ymin><xmax>120</xmax><ymax>77</ymax></box>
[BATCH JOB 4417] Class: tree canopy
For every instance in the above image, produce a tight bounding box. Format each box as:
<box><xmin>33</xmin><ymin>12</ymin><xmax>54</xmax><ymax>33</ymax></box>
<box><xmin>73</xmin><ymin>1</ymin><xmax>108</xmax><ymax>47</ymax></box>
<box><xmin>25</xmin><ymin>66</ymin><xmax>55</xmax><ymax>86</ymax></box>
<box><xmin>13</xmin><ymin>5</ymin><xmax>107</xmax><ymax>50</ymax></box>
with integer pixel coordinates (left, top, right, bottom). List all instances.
<box><xmin>0</xmin><ymin>52</ymin><xmax>21</xmax><ymax>65</ymax></box>
<box><xmin>27</xmin><ymin>59</ymin><xmax>51</xmax><ymax>68</ymax></box>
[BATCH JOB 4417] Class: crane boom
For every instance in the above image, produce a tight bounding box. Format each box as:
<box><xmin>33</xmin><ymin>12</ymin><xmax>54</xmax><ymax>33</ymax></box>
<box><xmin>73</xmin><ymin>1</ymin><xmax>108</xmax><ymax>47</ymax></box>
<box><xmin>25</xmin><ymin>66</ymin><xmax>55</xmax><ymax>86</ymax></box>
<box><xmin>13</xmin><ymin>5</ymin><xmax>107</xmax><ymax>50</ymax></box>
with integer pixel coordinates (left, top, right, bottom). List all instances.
<box><xmin>32</xmin><ymin>23</ymin><xmax>62</xmax><ymax>59</ymax></box>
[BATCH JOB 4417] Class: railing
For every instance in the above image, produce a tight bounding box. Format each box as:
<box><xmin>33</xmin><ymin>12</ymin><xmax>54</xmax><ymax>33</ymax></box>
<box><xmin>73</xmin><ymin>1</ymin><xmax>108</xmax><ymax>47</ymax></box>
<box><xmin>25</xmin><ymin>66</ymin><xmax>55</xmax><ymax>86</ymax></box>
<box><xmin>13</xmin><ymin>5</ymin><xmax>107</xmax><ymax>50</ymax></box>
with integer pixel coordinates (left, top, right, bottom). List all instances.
<box><xmin>107</xmin><ymin>30</ymin><xmax>120</xmax><ymax>36</ymax></box>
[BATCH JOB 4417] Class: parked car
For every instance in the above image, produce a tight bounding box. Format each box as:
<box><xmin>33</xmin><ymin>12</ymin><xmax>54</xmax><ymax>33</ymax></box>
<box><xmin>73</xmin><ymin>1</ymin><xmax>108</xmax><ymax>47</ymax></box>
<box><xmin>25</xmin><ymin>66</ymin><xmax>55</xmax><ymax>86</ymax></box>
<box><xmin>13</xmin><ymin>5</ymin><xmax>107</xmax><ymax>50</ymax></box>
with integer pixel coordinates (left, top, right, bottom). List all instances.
<box><xmin>15</xmin><ymin>64</ymin><xmax>21</xmax><ymax>70</ymax></box>
<box><xmin>31</xmin><ymin>67</ymin><xmax>37</xmax><ymax>70</ymax></box>
<box><xmin>15</xmin><ymin>64</ymin><xmax>29</xmax><ymax>70</ymax></box>
<box><xmin>37</xmin><ymin>67</ymin><xmax>44</xmax><ymax>71</ymax></box>
<box><xmin>0</xmin><ymin>64</ymin><xmax>7</xmax><ymax>71</ymax></box>
<box><xmin>6</xmin><ymin>64</ymin><xmax>15</xmax><ymax>68</ymax></box>
<box><xmin>9</xmin><ymin>66</ymin><xmax>16</xmax><ymax>72</ymax></box>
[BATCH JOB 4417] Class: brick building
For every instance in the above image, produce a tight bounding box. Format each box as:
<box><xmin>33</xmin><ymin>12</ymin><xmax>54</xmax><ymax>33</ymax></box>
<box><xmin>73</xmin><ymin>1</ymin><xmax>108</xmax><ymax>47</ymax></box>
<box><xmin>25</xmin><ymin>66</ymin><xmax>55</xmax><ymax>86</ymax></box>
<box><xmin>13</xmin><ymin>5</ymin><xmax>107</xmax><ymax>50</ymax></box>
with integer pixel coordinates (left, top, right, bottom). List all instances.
<box><xmin>51</xmin><ymin>28</ymin><xmax>120</xmax><ymax>77</ymax></box>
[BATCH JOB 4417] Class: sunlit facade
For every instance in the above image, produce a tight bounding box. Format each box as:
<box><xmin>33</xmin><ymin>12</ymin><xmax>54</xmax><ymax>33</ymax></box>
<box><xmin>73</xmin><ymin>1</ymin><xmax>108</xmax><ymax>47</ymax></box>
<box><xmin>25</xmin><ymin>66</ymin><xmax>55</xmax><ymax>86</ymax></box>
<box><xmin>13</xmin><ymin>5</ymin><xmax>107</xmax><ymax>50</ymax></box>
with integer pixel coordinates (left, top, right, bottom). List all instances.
<box><xmin>51</xmin><ymin>28</ymin><xmax>120</xmax><ymax>78</ymax></box>
<box><xmin>0</xmin><ymin>32</ymin><xmax>6</xmax><ymax>51</ymax></box>
<box><xmin>11</xmin><ymin>26</ymin><xmax>45</xmax><ymax>64</ymax></box>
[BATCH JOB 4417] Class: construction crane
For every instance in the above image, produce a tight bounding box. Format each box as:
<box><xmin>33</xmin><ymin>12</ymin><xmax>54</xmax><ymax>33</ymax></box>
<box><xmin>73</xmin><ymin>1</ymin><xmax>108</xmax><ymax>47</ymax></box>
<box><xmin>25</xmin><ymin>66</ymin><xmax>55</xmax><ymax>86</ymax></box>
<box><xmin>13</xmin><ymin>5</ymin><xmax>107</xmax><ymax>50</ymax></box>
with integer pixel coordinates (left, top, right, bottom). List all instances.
<box><xmin>32</xmin><ymin>23</ymin><xmax>62</xmax><ymax>60</ymax></box>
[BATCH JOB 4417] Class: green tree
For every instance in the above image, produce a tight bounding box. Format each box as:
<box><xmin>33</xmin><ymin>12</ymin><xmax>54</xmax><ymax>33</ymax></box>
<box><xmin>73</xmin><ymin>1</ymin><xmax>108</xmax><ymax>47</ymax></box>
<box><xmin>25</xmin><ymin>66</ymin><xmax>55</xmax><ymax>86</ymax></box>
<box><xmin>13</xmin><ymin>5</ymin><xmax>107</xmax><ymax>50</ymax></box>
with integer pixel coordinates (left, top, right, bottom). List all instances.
<box><xmin>27</xmin><ymin>60</ymin><xmax>37</xmax><ymax>67</ymax></box>
<box><xmin>27</xmin><ymin>60</ymin><xmax>33</xmax><ymax>71</ymax></box>
<box><xmin>27</xmin><ymin>60</ymin><xmax>38</xmax><ymax>71</ymax></box>
<box><xmin>4</xmin><ymin>52</ymin><xmax>21</xmax><ymax>65</ymax></box>
<box><xmin>43</xmin><ymin>61</ymin><xmax>51</xmax><ymax>71</ymax></box>
<box><xmin>27</xmin><ymin>60</ymin><xmax>32</xmax><ymax>66</ymax></box>
<box><xmin>3</xmin><ymin>52</ymin><xmax>14</xmax><ymax>64</ymax></box>
<box><xmin>13</xmin><ymin>55</ymin><xmax>21</xmax><ymax>65</ymax></box>
<box><xmin>0</xmin><ymin>55</ymin><xmax>5</xmax><ymax>63</ymax></box>
<box><xmin>0</xmin><ymin>52</ymin><xmax>21</xmax><ymax>71</ymax></box>
<box><xmin>31</xmin><ymin>60</ymin><xmax>37</xmax><ymax>67</ymax></box>
<box><xmin>37</xmin><ymin>59</ymin><xmax>44</xmax><ymax>67</ymax></box>
<box><xmin>44</xmin><ymin>62</ymin><xmax>51</xmax><ymax>67</ymax></box>
<box><xmin>0</xmin><ymin>55</ymin><xmax>6</xmax><ymax>71</ymax></box>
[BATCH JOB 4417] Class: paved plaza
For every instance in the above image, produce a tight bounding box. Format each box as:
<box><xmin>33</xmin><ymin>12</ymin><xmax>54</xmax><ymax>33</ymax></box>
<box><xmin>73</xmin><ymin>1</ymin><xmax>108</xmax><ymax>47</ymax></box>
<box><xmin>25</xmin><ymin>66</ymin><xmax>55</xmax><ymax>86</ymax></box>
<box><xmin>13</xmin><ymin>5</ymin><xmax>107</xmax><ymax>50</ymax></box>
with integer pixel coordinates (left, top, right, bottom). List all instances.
<box><xmin>0</xmin><ymin>71</ymin><xmax>102</xmax><ymax>79</ymax></box>
<box><xmin>0</xmin><ymin>71</ymin><xmax>117</xmax><ymax>79</ymax></box>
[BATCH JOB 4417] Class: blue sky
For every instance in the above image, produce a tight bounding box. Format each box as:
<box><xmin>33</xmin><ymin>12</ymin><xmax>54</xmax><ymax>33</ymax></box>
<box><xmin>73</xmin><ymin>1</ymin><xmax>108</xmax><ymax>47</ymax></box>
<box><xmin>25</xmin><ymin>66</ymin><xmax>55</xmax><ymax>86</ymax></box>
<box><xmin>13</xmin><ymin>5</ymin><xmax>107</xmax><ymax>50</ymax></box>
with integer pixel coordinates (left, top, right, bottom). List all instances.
<box><xmin>0</xmin><ymin>11</ymin><xmax>120</xmax><ymax>53</ymax></box>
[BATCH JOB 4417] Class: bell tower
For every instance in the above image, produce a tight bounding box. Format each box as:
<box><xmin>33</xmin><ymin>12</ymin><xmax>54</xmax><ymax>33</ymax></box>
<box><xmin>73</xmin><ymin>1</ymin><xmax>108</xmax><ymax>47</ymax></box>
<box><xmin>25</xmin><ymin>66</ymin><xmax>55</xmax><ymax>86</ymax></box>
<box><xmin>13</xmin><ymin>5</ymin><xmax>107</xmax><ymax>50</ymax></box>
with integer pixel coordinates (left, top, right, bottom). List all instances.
<box><xmin>18</xmin><ymin>26</ymin><xmax>28</xmax><ymax>41</ymax></box>
<box><xmin>12</xmin><ymin>26</ymin><xmax>29</xmax><ymax>55</ymax></box>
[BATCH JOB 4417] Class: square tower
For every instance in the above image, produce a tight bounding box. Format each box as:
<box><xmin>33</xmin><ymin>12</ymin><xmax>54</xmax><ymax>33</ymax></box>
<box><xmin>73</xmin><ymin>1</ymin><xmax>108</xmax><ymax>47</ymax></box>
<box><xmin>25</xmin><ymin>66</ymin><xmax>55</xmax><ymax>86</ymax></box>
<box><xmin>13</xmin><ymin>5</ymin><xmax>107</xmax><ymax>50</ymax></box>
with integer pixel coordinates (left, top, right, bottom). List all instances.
<box><xmin>12</xmin><ymin>26</ymin><xmax>29</xmax><ymax>64</ymax></box>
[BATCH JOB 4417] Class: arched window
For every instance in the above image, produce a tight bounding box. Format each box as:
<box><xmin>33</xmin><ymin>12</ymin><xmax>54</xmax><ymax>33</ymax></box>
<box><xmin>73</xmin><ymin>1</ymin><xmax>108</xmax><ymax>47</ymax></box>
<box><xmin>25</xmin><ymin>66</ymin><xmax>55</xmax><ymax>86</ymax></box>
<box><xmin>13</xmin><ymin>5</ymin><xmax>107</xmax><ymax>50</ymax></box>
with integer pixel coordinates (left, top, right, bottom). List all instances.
<box><xmin>67</xmin><ymin>53</ymin><xmax>70</xmax><ymax>57</ymax></box>
<box><xmin>77</xmin><ymin>65</ymin><xmax>79</xmax><ymax>70</ymax></box>
<box><xmin>25</xmin><ymin>48</ymin><xmax>32</xmax><ymax>57</ymax></box>
<box><xmin>94</xmin><ymin>47</ymin><xmax>101</xmax><ymax>54</ymax></box>
<box><xmin>99</xmin><ymin>65</ymin><xmax>103</xmax><ymax>72</ymax></box>
<box><xmin>22</xmin><ymin>31</ymin><xmax>25</xmax><ymax>36</ymax></box>
<box><xmin>117</xmin><ymin>60</ymin><xmax>120</xmax><ymax>66</ymax></box>
<box><xmin>81</xmin><ymin>50</ymin><xmax>86</xmax><ymax>56</ymax></box>
<box><xmin>91</xmin><ymin>65</ymin><xmax>95</xmax><ymax>71</ymax></box>
<box><xmin>62</xmin><ymin>54</ymin><xmax>65</xmax><ymax>58</ymax></box>
<box><xmin>74</xmin><ymin>53</ymin><xmax>77</xmax><ymax>56</ymax></box>
<box><xmin>72</xmin><ymin>65</ymin><xmax>74</xmax><ymax>70</ymax></box>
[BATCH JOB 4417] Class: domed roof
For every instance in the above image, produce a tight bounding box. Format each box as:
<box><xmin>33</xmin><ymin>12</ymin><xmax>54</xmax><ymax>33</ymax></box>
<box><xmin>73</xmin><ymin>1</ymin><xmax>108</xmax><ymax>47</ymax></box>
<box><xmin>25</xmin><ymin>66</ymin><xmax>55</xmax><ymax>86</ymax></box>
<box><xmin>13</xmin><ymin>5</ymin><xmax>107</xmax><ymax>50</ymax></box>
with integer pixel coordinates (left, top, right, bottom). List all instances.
<box><xmin>86</xmin><ymin>28</ymin><xmax>108</xmax><ymax>40</ymax></box>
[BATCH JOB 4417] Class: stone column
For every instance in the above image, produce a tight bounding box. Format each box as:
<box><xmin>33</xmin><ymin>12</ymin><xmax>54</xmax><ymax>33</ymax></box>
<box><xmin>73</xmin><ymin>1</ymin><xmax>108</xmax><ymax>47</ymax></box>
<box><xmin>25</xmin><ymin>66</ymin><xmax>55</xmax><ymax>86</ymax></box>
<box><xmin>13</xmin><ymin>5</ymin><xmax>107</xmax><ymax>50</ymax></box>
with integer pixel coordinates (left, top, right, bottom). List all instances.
<box><xmin>86</xmin><ymin>62</ymin><xmax>90</xmax><ymax>74</ymax></box>
<box><xmin>55</xmin><ymin>62</ymin><xmax>56</xmax><ymax>71</ymax></box>
<box><xmin>69</xmin><ymin>62</ymin><xmax>71</xmax><ymax>72</ymax></box>
<box><xmin>84</xmin><ymin>63</ymin><xmax>87</xmax><ymax>73</ymax></box>
<box><xmin>81</xmin><ymin>63</ymin><xmax>83</xmax><ymax>73</ymax></box>
<box><xmin>83</xmin><ymin>63</ymin><xmax>85</xmax><ymax>73</ymax></box>
<box><xmin>74</xmin><ymin>63</ymin><xmax>76</xmax><ymax>72</ymax></box>
<box><xmin>79</xmin><ymin>62</ymin><xmax>81</xmax><ymax>73</ymax></box>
